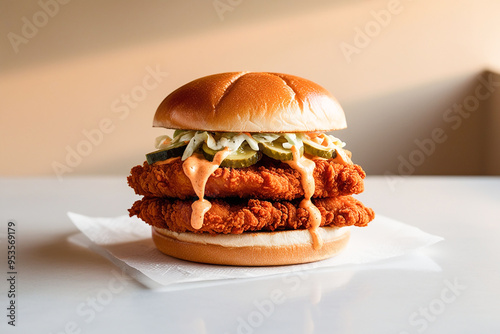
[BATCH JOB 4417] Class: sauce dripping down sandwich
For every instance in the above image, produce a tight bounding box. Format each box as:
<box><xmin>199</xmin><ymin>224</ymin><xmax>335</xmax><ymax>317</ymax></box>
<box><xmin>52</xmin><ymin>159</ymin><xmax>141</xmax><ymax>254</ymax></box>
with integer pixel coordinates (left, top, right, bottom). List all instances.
<box><xmin>127</xmin><ymin>71</ymin><xmax>375</xmax><ymax>266</ymax></box>
<box><xmin>182</xmin><ymin>149</ymin><xmax>230</xmax><ymax>229</ymax></box>
<box><xmin>286</xmin><ymin>146</ymin><xmax>323</xmax><ymax>250</ymax></box>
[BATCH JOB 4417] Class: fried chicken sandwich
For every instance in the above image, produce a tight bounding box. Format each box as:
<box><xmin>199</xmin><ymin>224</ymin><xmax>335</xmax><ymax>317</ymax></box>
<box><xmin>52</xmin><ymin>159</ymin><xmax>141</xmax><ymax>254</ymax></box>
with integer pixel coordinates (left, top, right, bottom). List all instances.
<box><xmin>127</xmin><ymin>71</ymin><xmax>374</xmax><ymax>266</ymax></box>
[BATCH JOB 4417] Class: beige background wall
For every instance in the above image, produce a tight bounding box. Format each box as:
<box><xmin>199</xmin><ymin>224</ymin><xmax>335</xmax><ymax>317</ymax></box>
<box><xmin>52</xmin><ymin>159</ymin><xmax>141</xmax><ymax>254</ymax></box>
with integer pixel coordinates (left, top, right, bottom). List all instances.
<box><xmin>2</xmin><ymin>0</ymin><xmax>500</xmax><ymax>179</ymax></box>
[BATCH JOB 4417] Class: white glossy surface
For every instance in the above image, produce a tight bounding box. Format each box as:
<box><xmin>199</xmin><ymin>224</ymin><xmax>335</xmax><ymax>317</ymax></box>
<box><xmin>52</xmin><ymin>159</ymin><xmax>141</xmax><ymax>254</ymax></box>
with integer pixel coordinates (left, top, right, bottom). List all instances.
<box><xmin>0</xmin><ymin>176</ymin><xmax>499</xmax><ymax>333</ymax></box>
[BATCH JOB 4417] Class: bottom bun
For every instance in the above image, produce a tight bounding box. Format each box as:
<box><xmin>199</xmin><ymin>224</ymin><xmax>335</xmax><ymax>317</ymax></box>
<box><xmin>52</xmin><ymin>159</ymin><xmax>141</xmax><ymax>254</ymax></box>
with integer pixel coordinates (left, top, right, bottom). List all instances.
<box><xmin>152</xmin><ymin>226</ymin><xmax>350</xmax><ymax>266</ymax></box>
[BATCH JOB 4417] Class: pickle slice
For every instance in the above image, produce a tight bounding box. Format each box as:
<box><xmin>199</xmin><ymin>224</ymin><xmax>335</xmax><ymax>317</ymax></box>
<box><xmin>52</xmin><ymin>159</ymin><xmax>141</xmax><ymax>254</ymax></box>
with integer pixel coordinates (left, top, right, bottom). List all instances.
<box><xmin>259</xmin><ymin>137</ymin><xmax>303</xmax><ymax>161</ymax></box>
<box><xmin>303</xmin><ymin>139</ymin><xmax>337</xmax><ymax>159</ymax></box>
<box><xmin>202</xmin><ymin>143</ymin><xmax>261</xmax><ymax>168</ymax></box>
<box><xmin>146</xmin><ymin>141</ymin><xmax>187</xmax><ymax>165</ymax></box>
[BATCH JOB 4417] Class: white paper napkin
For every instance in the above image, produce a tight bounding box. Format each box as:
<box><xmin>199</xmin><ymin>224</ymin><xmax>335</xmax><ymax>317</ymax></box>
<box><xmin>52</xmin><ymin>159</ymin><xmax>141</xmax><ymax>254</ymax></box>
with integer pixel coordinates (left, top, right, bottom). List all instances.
<box><xmin>67</xmin><ymin>212</ymin><xmax>443</xmax><ymax>290</ymax></box>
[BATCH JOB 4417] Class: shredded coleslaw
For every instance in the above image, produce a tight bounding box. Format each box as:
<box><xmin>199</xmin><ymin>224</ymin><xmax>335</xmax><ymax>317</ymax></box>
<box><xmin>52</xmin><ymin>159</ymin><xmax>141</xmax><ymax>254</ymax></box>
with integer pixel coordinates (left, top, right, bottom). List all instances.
<box><xmin>154</xmin><ymin>130</ymin><xmax>346</xmax><ymax>161</ymax></box>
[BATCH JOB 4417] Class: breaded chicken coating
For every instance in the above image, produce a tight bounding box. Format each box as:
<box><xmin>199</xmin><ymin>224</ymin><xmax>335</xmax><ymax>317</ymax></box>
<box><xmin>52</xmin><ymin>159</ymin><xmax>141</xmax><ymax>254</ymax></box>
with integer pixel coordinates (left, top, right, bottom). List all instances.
<box><xmin>127</xmin><ymin>157</ymin><xmax>366</xmax><ymax>200</ymax></box>
<box><xmin>129</xmin><ymin>195</ymin><xmax>375</xmax><ymax>234</ymax></box>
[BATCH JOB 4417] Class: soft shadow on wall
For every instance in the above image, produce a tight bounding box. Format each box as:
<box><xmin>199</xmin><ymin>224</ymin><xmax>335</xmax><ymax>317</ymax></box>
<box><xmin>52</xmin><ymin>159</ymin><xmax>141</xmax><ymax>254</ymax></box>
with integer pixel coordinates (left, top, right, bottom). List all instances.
<box><xmin>339</xmin><ymin>70</ymin><xmax>500</xmax><ymax>176</ymax></box>
<box><xmin>3</xmin><ymin>1</ymin><xmax>499</xmax><ymax>177</ymax></box>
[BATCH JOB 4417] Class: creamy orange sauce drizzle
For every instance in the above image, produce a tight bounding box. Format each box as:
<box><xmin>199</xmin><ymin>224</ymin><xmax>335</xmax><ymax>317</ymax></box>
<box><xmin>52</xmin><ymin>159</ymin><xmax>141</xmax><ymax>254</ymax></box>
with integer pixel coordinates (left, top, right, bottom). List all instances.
<box><xmin>285</xmin><ymin>146</ymin><xmax>323</xmax><ymax>250</ymax></box>
<box><xmin>332</xmin><ymin>148</ymin><xmax>352</xmax><ymax>165</ymax></box>
<box><xmin>182</xmin><ymin>149</ymin><xmax>230</xmax><ymax>229</ymax></box>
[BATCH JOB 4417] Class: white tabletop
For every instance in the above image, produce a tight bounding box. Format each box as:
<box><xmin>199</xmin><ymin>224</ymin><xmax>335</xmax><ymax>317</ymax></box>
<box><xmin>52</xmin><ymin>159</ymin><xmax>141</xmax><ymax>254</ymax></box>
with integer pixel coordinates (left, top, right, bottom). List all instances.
<box><xmin>1</xmin><ymin>176</ymin><xmax>499</xmax><ymax>333</ymax></box>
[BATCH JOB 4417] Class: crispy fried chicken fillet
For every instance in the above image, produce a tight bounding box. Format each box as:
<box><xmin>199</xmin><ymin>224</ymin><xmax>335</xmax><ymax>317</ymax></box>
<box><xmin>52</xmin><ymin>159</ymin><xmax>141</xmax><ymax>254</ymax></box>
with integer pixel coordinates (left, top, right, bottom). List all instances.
<box><xmin>129</xmin><ymin>195</ymin><xmax>375</xmax><ymax>234</ymax></box>
<box><xmin>127</xmin><ymin>156</ymin><xmax>366</xmax><ymax>200</ymax></box>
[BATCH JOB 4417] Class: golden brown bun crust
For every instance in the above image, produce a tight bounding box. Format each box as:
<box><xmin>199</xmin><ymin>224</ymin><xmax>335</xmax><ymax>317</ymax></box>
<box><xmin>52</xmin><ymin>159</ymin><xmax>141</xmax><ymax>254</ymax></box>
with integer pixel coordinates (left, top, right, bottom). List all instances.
<box><xmin>153</xmin><ymin>72</ymin><xmax>347</xmax><ymax>132</ymax></box>
<box><xmin>152</xmin><ymin>227</ymin><xmax>350</xmax><ymax>266</ymax></box>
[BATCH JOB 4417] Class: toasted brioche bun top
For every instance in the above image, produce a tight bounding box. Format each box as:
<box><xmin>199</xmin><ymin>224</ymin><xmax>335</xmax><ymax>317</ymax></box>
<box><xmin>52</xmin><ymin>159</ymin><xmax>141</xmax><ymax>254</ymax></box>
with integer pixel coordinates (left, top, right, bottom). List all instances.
<box><xmin>153</xmin><ymin>72</ymin><xmax>347</xmax><ymax>132</ymax></box>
